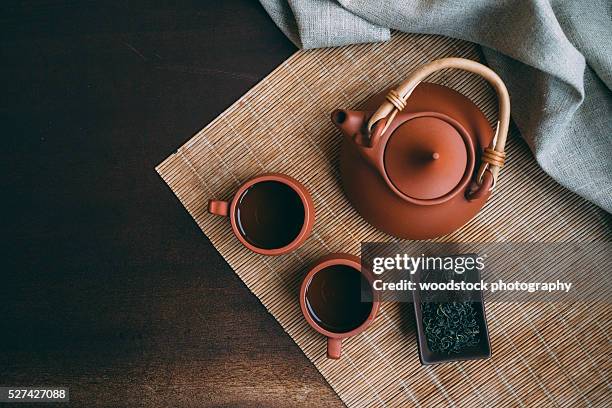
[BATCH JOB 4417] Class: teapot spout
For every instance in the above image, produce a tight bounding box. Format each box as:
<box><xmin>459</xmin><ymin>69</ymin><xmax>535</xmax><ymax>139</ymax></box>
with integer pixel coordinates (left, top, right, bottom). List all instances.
<box><xmin>331</xmin><ymin>109</ymin><xmax>369</xmax><ymax>141</ymax></box>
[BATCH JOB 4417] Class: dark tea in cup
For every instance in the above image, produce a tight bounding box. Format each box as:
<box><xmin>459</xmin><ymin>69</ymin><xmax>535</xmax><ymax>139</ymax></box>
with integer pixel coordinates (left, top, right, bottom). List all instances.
<box><xmin>300</xmin><ymin>254</ymin><xmax>380</xmax><ymax>359</ymax></box>
<box><xmin>208</xmin><ymin>173</ymin><xmax>314</xmax><ymax>256</ymax></box>
<box><xmin>236</xmin><ymin>181</ymin><xmax>305</xmax><ymax>250</ymax></box>
<box><xmin>305</xmin><ymin>264</ymin><xmax>373</xmax><ymax>333</ymax></box>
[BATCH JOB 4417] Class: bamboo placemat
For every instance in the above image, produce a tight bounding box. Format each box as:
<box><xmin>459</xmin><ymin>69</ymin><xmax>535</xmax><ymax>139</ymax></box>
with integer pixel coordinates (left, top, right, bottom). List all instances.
<box><xmin>156</xmin><ymin>33</ymin><xmax>611</xmax><ymax>407</ymax></box>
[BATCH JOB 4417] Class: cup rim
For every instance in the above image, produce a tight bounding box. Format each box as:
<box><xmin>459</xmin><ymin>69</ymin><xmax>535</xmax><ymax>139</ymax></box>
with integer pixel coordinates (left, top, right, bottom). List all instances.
<box><xmin>228</xmin><ymin>173</ymin><xmax>314</xmax><ymax>256</ymax></box>
<box><xmin>299</xmin><ymin>253</ymin><xmax>380</xmax><ymax>339</ymax></box>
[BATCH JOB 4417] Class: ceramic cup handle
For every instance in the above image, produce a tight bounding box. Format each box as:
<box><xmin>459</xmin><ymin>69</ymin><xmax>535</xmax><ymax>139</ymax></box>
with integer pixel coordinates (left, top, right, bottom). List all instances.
<box><xmin>327</xmin><ymin>338</ymin><xmax>342</xmax><ymax>359</ymax></box>
<box><xmin>208</xmin><ymin>200</ymin><xmax>229</xmax><ymax>217</ymax></box>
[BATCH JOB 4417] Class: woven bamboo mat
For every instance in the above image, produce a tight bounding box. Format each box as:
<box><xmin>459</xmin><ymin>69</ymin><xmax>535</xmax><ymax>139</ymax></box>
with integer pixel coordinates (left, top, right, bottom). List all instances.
<box><xmin>156</xmin><ymin>33</ymin><xmax>611</xmax><ymax>407</ymax></box>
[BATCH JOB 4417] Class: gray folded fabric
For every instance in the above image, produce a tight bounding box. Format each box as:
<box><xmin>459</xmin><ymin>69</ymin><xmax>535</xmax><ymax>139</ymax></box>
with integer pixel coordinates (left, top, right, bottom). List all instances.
<box><xmin>260</xmin><ymin>0</ymin><xmax>612</xmax><ymax>213</ymax></box>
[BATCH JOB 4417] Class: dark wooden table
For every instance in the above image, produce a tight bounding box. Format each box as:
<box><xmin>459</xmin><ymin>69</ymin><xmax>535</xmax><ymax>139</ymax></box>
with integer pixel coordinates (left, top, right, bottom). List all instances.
<box><xmin>1</xmin><ymin>1</ymin><xmax>343</xmax><ymax>406</ymax></box>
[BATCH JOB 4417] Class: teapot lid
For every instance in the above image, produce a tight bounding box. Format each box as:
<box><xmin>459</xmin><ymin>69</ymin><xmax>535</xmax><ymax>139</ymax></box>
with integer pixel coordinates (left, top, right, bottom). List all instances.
<box><xmin>383</xmin><ymin>116</ymin><xmax>469</xmax><ymax>200</ymax></box>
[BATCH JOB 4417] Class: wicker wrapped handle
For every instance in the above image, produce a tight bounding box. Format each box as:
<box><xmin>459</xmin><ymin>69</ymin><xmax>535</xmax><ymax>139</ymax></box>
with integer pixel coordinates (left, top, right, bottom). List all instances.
<box><xmin>367</xmin><ymin>58</ymin><xmax>510</xmax><ymax>195</ymax></box>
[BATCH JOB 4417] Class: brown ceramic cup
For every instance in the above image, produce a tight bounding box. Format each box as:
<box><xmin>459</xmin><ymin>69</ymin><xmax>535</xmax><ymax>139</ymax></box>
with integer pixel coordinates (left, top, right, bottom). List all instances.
<box><xmin>208</xmin><ymin>173</ymin><xmax>314</xmax><ymax>256</ymax></box>
<box><xmin>300</xmin><ymin>253</ymin><xmax>380</xmax><ymax>359</ymax></box>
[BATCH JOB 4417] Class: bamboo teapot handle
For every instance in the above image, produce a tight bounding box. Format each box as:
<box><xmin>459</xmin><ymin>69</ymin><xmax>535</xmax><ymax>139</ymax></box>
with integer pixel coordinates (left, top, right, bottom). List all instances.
<box><xmin>367</xmin><ymin>58</ymin><xmax>510</xmax><ymax>199</ymax></box>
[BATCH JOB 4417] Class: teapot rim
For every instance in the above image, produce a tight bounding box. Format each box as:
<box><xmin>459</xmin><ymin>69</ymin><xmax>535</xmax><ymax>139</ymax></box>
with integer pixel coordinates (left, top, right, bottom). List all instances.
<box><xmin>360</xmin><ymin>111</ymin><xmax>476</xmax><ymax>206</ymax></box>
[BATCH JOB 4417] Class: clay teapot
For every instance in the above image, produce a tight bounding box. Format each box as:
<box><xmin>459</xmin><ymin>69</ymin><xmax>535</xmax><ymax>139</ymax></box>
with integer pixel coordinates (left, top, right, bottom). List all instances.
<box><xmin>331</xmin><ymin>58</ymin><xmax>510</xmax><ymax>239</ymax></box>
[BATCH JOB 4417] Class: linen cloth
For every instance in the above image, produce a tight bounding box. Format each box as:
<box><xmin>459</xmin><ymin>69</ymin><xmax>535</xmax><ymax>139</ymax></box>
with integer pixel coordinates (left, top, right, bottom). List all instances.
<box><xmin>259</xmin><ymin>0</ymin><xmax>612</xmax><ymax>213</ymax></box>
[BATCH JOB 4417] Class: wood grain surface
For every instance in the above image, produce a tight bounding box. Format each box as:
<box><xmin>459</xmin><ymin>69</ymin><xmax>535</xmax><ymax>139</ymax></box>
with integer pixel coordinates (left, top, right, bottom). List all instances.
<box><xmin>1</xmin><ymin>1</ymin><xmax>343</xmax><ymax>406</ymax></box>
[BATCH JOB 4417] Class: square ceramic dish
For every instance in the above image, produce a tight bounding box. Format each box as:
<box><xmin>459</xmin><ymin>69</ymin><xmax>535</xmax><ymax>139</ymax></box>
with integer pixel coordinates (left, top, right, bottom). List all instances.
<box><xmin>412</xmin><ymin>255</ymin><xmax>492</xmax><ymax>365</ymax></box>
